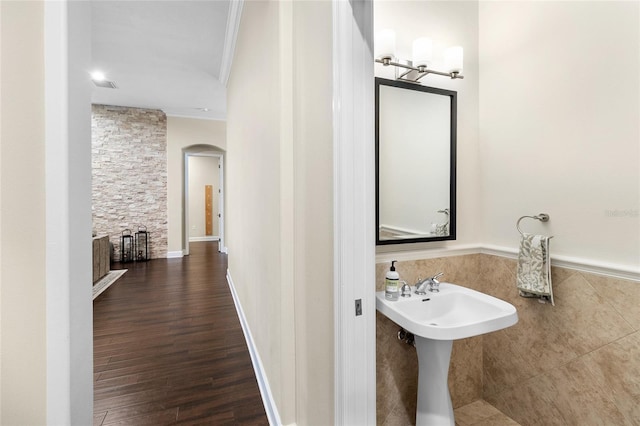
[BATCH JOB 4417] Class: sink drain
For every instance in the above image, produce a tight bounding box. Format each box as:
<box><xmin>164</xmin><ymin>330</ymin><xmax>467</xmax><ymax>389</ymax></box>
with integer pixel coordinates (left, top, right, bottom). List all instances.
<box><xmin>429</xmin><ymin>323</ymin><xmax>439</xmax><ymax>326</ymax></box>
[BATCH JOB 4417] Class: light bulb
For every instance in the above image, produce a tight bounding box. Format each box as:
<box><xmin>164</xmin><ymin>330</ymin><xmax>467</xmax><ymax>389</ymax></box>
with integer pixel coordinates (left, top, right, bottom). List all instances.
<box><xmin>445</xmin><ymin>46</ymin><xmax>463</xmax><ymax>73</ymax></box>
<box><xmin>412</xmin><ymin>37</ymin><xmax>433</xmax><ymax>68</ymax></box>
<box><xmin>375</xmin><ymin>29</ymin><xmax>396</xmax><ymax>60</ymax></box>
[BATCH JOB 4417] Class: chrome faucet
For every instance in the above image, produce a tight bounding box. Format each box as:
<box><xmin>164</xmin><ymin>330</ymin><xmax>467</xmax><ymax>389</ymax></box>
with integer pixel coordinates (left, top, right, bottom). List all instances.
<box><xmin>414</xmin><ymin>272</ymin><xmax>444</xmax><ymax>294</ymax></box>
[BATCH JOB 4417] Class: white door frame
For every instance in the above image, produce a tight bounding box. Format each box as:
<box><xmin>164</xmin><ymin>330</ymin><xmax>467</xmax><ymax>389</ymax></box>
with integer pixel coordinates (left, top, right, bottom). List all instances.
<box><xmin>332</xmin><ymin>0</ymin><xmax>376</xmax><ymax>424</ymax></box>
<box><xmin>44</xmin><ymin>1</ymin><xmax>93</xmax><ymax>424</ymax></box>
<box><xmin>183</xmin><ymin>151</ymin><xmax>225</xmax><ymax>255</ymax></box>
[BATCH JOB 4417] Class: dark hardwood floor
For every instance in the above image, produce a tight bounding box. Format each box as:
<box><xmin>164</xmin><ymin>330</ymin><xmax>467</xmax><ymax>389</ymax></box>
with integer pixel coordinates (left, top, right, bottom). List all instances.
<box><xmin>93</xmin><ymin>242</ymin><xmax>268</xmax><ymax>425</ymax></box>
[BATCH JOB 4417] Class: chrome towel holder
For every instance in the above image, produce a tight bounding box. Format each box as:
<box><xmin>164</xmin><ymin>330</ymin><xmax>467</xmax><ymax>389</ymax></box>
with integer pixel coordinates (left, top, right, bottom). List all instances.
<box><xmin>517</xmin><ymin>213</ymin><xmax>551</xmax><ymax>236</ymax></box>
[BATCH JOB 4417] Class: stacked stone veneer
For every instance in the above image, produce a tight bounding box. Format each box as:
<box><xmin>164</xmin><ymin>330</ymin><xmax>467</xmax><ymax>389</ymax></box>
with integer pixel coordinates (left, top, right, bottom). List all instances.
<box><xmin>92</xmin><ymin>105</ymin><xmax>168</xmax><ymax>260</ymax></box>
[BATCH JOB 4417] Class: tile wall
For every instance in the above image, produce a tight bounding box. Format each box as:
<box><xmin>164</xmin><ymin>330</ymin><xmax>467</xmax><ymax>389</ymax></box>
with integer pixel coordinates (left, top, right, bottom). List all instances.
<box><xmin>376</xmin><ymin>254</ymin><xmax>639</xmax><ymax>425</ymax></box>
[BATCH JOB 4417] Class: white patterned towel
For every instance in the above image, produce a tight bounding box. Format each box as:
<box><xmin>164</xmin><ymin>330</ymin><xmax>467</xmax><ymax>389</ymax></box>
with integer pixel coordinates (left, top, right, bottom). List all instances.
<box><xmin>516</xmin><ymin>233</ymin><xmax>554</xmax><ymax>305</ymax></box>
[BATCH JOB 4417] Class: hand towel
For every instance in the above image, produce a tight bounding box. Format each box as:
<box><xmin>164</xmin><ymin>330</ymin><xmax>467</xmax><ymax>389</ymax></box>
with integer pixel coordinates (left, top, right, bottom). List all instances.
<box><xmin>516</xmin><ymin>233</ymin><xmax>554</xmax><ymax>305</ymax></box>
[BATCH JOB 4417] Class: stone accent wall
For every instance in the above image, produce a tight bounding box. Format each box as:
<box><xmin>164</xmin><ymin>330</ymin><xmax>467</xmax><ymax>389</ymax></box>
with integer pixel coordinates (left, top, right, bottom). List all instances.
<box><xmin>92</xmin><ymin>105</ymin><xmax>168</xmax><ymax>260</ymax></box>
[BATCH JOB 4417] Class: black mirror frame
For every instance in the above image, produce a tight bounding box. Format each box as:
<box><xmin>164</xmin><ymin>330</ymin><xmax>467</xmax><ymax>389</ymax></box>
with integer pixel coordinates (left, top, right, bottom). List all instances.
<box><xmin>375</xmin><ymin>77</ymin><xmax>457</xmax><ymax>245</ymax></box>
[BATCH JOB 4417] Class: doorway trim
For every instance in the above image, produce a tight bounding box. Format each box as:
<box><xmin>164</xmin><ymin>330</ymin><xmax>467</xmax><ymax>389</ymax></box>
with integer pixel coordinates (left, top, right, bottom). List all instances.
<box><xmin>332</xmin><ymin>0</ymin><xmax>376</xmax><ymax>424</ymax></box>
<box><xmin>183</xmin><ymin>151</ymin><xmax>225</xmax><ymax>255</ymax></box>
<box><xmin>44</xmin><ymin>1</ymin><xmax>93</xmax><ymax>424</ymax></box>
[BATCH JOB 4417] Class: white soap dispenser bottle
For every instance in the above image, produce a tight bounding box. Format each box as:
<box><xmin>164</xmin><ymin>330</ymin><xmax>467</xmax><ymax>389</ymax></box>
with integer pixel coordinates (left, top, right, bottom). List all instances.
<box><xmin>385</xmin><ymin>260</ymin><xmax>400</xmax><ymax>301</ymax></box>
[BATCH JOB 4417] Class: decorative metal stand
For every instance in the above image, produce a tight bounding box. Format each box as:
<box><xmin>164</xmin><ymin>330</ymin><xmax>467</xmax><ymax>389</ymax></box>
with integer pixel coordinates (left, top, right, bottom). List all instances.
<box><xmin>120</xmin><ymin>229</ymin><xmax>134</xmax><ymax>263</ymax></box>
<box><xmin>135</xmin><ymin>225</ymin><xmax>149</xmax><ymax>261</ymax></box>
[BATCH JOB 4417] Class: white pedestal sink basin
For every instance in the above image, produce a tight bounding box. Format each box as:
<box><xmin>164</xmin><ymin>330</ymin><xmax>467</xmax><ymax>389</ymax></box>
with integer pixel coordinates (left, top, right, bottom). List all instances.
<box><xmin>376</xmin><ymin>283</ymin><xmax>518</xmax><ymax>426</ymax></box>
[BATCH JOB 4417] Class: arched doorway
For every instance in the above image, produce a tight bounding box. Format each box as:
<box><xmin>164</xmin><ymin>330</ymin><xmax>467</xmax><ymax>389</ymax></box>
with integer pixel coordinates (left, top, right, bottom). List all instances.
<box><xmin>183</xmin><ymin>145</ymin><xmax>225</xmax><ymax>255</ymax></box>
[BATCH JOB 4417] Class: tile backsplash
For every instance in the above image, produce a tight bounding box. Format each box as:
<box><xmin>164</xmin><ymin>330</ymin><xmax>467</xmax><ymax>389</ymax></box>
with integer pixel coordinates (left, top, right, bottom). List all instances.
<box><xmin>376</xmin><ymin>254</ymin><xmax>639</xmax><ymax>426</ymax></box>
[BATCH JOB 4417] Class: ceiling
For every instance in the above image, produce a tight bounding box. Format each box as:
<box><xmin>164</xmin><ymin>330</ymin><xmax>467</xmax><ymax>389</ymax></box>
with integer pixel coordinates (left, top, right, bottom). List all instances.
<box><xmin>91</xmin><ymin>1</ymin><xmax>236</xmax><ymax>120</ymax></box>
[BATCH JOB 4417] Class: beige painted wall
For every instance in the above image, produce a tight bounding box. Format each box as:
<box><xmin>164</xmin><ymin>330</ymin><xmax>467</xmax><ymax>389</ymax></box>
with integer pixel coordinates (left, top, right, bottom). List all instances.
<box><xmin>226</xmin><ymin>1</ymin><xmax>334</xmax><ymax>424</ymax></box>
<box><xmin>188</xmin><ymin>155</ymin><xmax>220</xmax><ymax>238</ymax></box>
<box><xmin>479</xmin><ymin>1</ymin><xmax>640</xmax><ymax>269</ymax></box>
<box><xmin>375</xmin><ymin>1</ymin><xmax>481</xmax><ymax>253</ymax></box>
<box><xmin>0</xmin><ymin>1</ymin><xmax>47</xmax><ymax>423</ymax></box>
<box><xmin>291</xmin><ymin>2</ymin><xmax>334</xmax><ymax>423</ymax></box>
<box><xmin>227</xmin><ymin>0</ymin><xmax>293</xmax><ymax>422</ymax></box>
<box><xmin>375</xmin><ymin>1</ymin><xmax>639</xmax><ymax>273</ymax></box>
<box><xmin>166</xmin><ymin>117</ymin><xmax>225</xmax><ymax>254</ymax></box>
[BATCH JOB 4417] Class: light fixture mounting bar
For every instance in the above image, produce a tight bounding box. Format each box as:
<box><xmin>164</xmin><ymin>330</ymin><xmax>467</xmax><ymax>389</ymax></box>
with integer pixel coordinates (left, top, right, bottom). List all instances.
<box><xmin>375</xmin><ymin>58</ymin><xmax>463</xmax><ymax>82</ymax></box>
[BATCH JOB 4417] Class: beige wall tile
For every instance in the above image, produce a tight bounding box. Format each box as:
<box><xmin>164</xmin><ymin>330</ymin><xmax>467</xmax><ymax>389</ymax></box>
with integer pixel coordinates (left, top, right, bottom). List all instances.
<box><xmin>479</xmin><ymin>255</ymin><xmax>635</xmax><ymax>395</ymax></box>
<box><xmin>474</xmin><ymin>413</ymin><xmax>520</xmax><ymax>426</ymax></box>
<box><xmin>545</xmin><ymin>358</ymin><xmax>631</xmax><ymax>426</ymax></box>
<box><xmin>550</xmin><ymin>265</ymin><xmax>578</xmax><ymax>286</ymax></box>
<box><xmin>581</xmin><ymin>274</ymin><xmax>640</xmax><ymax>331</ymax></box>
<box><xmin>477</xmin><ymin>255</ymin><xmax>516</xmax><ymax>299</ymax></box>
<box><xmin>398</xmin><ymin>257</ymin><xmax>447</xmax><ymax>287</ymax></box>
<box><xmin>454</xmin><ymin>399</ymin><xmax>502</xmax><ymax>425</ymax></box>
<box><xmin>449</xmin><ymin>336</ymin><xmax>483</xmax><ymax>408</ymax></box>
<box><xmin>376</xmin><ymin>312</ymin><xmax>418</xmax><ymax>425</ymax></box>
<box><xmin>479</xmin><ymin>256</ymin><xmax>639</xmax><ymax>426</ymax></box>
<box><xmin>583</xmin><ymin>331</ymin><xmax>640</xmax><ymax>424</ymax></box>
<box><xmin>440</xmin><ymin>254</ymin><xmax>482</xmax><ymax>288</ymax></box>
<box><xmin>480</xmin><ymin>255</ymin><xmax>577</xmax><ymax>394</ymax></box>
<box><xmin>545</xmin><ymin>274</ymin><xmax>634</xmax><ymax>355</ymax></box>
<box><xmin>486</xmin><ymin>374</ymin><xmax>568</xmax><ymax>426</ymax></box>
<box><xmin>380</xmin><ymin>401</ymin><xmax>415</xmax><ymax>426</ymax></box>
<box><xmin>377</xmin><ymin>262</ymin><xmax>391</xmax><ymax>292</ymax></box>
<box><xmin>483</xmin><ymin>327</ymin><xmax>546</xmax><ymax>396</ymax></box>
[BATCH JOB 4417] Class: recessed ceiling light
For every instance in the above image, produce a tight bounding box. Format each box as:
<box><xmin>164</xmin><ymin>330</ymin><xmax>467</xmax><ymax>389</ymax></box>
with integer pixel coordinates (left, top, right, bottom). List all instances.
<box><xmin>90</xmin><ymin>70</ymin><xmax>117</xmax><ymax>89</ymax></box>
<box><xmin>90</xmin><ymin>71</ymin><xmax>106</xmax><ymax>81</ymax></box>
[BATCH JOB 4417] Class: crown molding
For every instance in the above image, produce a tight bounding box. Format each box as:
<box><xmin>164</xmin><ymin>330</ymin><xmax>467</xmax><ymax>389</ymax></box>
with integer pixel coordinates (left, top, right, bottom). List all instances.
<box><xmin>219</xmin><ymin>0</ymin><xmax>244</xmax><ymax>87</ymax></box>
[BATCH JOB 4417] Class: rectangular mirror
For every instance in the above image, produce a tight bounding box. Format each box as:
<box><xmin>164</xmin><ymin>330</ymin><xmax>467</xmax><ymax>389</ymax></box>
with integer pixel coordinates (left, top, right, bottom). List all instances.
<box><xmin>375</xmin><ymin>77</ymin><xmax>457</xmax><ymax>245</ymax></box>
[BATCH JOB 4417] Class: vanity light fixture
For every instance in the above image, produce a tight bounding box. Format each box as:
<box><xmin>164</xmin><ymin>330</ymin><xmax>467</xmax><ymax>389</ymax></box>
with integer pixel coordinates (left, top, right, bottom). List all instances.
<box><xmin>375</xmin><ymin>29</ymin><xmax>464</xmax><ymax>83</ymax></box>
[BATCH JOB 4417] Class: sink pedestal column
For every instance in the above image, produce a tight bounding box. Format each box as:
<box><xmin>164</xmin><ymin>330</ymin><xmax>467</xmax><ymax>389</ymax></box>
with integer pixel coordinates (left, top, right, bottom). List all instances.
<box><xmin>414</xmin><ymin>337</ymin><xmax>454</xmax><ymax>426</ymax></box>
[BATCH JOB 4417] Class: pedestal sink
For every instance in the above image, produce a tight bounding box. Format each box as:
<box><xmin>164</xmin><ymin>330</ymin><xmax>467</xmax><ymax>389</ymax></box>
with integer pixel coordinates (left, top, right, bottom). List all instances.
<box><xmin>376</xmin><ymin>283</ymin><xmax>518</xmax><ymax>426</ymax></box>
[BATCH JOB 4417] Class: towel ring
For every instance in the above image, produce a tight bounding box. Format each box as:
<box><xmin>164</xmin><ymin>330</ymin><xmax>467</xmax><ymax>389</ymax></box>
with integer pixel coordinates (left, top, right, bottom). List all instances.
<box><xmin>517</xmin><ymin>213</ymin><xmax>550</xmax><ymax>236</ymax></box>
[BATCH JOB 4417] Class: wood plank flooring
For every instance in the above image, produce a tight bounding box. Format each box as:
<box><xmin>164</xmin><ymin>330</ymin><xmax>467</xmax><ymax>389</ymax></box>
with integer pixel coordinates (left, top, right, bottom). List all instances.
<box><xmin>93</xmin><ymin>242</ymin><xmax>268</xmax><ymax>425</ymax></box>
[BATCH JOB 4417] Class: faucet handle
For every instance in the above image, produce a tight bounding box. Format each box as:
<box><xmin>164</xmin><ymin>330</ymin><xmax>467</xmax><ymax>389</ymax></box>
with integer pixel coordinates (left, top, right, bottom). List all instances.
<box><xmin>429</xmin><ymin>273</ymin><xmax>444</xmax><ymax>292</ymax></box>
<box><xmin>400</xmin><ymin>281</ymin><xmax>412</xmax><ymax>297</ymax></box>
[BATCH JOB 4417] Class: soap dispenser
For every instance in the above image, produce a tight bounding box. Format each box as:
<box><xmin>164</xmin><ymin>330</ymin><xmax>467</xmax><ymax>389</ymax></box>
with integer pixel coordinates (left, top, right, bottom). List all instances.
<box><xmin>385</xmin><ymin>260</ymin><xmax>400</xmax><ymax>301</ymax></box>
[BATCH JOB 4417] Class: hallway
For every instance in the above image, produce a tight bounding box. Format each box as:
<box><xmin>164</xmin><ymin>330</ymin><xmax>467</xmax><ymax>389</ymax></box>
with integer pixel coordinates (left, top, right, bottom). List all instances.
<box><xmin>93</xmin><ymin>242</ymin><xmax>268</xmax><ymax>425</ymax></box>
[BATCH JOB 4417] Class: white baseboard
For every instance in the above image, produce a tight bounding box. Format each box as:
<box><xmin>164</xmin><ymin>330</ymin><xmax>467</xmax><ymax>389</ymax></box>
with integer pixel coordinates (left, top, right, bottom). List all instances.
<box><xmin>166</xmin><ymin>251</ymin><xmax>184</xmax><ymax>258</ymax></box>
<box><xmin>376</xmin><ymin>244</ymin><xmax>640</xmax><ymax>282</ymax></box>
<box><xmin>226</xmin><ymin>270</ymin><xmax>281</xmax><ymax>425</ymax></box>
<box><xmin>189</xmin><ymin>236</ymin><xmax>219</xmax><ymax>242</ymax></box>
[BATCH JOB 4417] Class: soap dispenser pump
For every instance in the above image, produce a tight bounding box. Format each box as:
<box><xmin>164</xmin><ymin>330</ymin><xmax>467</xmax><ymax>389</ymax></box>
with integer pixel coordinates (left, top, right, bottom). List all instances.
<box><xmin>385</xmin><ymin>260</ymin><xmax>400</xmax><ymax>301</ymax></box>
